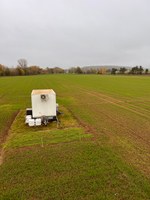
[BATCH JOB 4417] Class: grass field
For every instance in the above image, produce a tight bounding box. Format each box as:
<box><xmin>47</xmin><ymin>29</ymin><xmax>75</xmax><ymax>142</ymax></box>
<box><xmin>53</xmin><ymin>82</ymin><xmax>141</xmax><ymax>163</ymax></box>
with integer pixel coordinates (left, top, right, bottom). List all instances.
<box><xmin>0</xmin><ymin>74</ymin><xmax>150</xmax><ymax>199</ymax></box>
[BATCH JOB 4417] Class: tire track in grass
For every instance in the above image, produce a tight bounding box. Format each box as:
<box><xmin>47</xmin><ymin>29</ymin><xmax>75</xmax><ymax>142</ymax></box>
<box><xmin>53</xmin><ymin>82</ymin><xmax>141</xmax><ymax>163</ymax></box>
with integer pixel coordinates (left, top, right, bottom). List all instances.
<box><xmin>83</xmin><ymin>96</ymin><xmax>150</xmax><ymax>147</ymax></box>
<box><xmin>127</xmin><ymin>101</ymin><xmax>150</xmax><ymax>114</ymax></box>
<box><xmin>97</xmin><ymin>107</ymin><xmax>150</xmax><ymax>147</ymax></box>
<box><xmin>71</xmin><ymin>87</ymin><xmax>150</xmax><ymax>146</ymax></box>
<box><xmin>60</xmin><ymin>83</ymin><xmax>150</xmax><ymax>145</ymax></box>
<box><xmin>87</xmin><ymin>104</ymin><xmax>150</xmax><ymax>176</ymax></box>
<box><xmin>78</xmin><ymin>88</ymin><xmax>150</xmax><ymax>120</ymax></box>
<box><xmin>71</xmin><ymin>91</ymin><xmax>150</xmax><ymax>176</ymax></box>
<box><xmin>88</xmin><ymin>91</ymin><xmax>150</xmax><ymax>119</ymax></box>
<box><xmin>95</xmin><ymin>112</ymin><xmax>149</xmax><ymax>167</ymax></box>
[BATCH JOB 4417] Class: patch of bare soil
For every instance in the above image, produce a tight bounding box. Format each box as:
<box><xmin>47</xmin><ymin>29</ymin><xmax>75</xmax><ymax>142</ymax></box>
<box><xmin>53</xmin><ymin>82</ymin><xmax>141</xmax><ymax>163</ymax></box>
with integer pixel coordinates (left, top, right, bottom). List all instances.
<box><xmin>0</xmin><ymin>111</ymin><xmax>19</xmax><ymax>166</ymax></box>
<box><xmin>0</xmin><ymin>149</ymin><xmax>5</xmax><ymax>166</ymax></box>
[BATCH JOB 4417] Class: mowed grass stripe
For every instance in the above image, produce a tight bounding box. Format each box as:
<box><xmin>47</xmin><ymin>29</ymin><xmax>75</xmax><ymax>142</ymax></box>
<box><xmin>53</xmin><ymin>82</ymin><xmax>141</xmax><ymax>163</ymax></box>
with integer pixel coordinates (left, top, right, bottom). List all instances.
<box><xmin>4</xmin><ymin>108</ymin><xmax>92</xmax><ymax>149</ymax></box>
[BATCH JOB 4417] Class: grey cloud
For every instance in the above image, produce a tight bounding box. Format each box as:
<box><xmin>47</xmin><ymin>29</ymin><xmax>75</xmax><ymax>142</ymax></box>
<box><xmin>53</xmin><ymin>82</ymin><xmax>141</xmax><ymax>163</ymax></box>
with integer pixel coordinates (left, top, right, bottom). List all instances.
<box><xmin>0</xmin><ymin>0</ymin><xmax>150</xmax><ymax>68</ymax></box>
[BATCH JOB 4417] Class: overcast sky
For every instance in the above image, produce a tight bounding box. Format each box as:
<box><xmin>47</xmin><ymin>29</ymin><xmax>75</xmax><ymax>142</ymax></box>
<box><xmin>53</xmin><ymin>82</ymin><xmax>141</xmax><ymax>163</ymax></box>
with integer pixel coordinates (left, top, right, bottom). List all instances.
<box><xmin>0</xmin><ymin>0</ymin><xmax>150</xmax><ymax>68</ymax></box>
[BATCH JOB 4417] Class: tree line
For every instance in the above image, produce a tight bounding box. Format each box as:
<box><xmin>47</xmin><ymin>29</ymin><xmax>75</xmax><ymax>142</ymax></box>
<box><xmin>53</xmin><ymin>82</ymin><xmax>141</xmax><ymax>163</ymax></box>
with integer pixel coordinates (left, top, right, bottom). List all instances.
<box><xmin>68</xmin><ymin>66</ymin><xmax>149</xmax><ymax>75</ymax></box>
<box><xmin>0</xmin><ymin>59</ymin><xmax>64</xmax><ymax>76</ymax></box>
<box><xmin>110</xmin><ymin>66</ymin><xmax>149</xmax><ymax>75</ymax></box>
<box><xmin>0</xmin><ymin>59</ymin><xmax>149</xmax><ymax>76</ymax></box>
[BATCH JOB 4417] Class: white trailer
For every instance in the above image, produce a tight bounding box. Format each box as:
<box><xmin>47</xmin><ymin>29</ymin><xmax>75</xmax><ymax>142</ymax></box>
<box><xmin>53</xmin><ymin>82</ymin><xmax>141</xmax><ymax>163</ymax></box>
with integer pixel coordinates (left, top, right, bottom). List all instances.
<box><xmin>25</xmin><ymin>89</ymin><xmax>59</xmax><ymax>126</ymax></box>
<box><xmin>32</xmin><ymin>89</ymin><xmax>56</xmax><ymax>118</ymax></box>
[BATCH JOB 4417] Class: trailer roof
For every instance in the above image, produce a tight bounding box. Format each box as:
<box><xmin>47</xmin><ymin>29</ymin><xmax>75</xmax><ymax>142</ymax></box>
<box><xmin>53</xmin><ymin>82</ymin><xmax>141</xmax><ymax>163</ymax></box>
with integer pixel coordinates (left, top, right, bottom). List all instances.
<box><xmin>32</xmin><ymin>89</ymin><xmax>55</xmax><ymax>95</ymax></box>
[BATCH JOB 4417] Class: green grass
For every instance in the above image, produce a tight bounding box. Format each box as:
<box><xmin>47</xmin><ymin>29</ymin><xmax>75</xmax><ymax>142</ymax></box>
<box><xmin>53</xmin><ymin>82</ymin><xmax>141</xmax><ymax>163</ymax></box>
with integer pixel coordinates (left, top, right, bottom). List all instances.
<box><xmin>0</xmin><ymin>142</ymin><xmax>150</xmax><ymax>200</ymax></box>
<box><xmin>0</xmin><ymin>74</ymin><xmax>150</xmax><ymax>199</ymax></box>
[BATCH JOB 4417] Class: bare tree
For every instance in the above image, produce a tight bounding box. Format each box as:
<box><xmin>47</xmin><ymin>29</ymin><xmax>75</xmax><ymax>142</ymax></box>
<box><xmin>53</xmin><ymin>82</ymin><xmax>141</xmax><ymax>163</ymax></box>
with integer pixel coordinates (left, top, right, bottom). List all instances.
<box><xmin>18</xmin><ymin>58</ymin><xmax>28</xmax><ymax>68</ymax></box>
